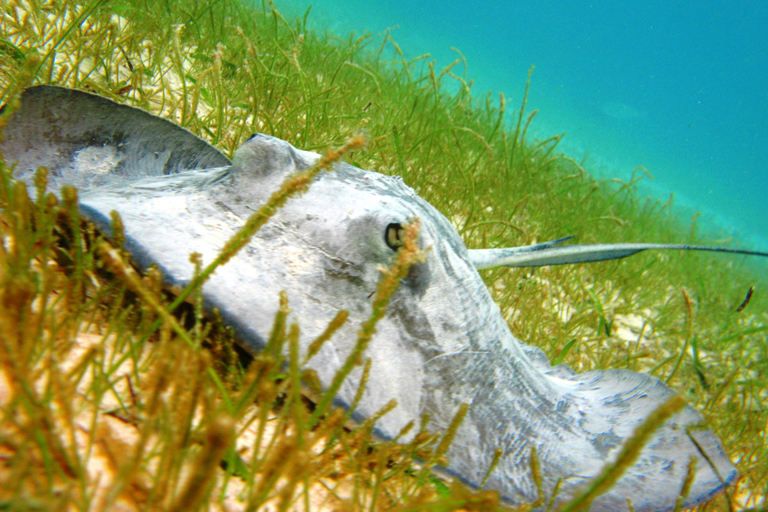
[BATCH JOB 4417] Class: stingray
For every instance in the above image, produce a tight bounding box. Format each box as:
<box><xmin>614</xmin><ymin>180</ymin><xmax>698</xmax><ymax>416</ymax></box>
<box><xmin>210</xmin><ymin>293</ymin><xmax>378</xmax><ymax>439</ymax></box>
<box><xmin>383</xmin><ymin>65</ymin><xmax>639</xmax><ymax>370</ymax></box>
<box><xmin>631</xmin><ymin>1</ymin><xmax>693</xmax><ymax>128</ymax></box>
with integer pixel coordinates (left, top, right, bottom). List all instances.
<box><xmin>2</xmin><ymin>85</ymin><xmax>766</xmax><ymax>511</ymax></box>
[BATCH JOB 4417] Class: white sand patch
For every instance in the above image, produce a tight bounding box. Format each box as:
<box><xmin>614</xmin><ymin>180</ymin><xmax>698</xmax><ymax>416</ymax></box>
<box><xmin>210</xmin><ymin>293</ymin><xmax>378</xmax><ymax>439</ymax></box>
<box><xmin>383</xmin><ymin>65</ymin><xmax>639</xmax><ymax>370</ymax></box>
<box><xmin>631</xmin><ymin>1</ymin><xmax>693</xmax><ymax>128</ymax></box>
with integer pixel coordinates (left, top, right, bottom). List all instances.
<box><xmin>612</xmin><ymin>311</ymin><xmax>654</xmax><ymax>347</ymax></box>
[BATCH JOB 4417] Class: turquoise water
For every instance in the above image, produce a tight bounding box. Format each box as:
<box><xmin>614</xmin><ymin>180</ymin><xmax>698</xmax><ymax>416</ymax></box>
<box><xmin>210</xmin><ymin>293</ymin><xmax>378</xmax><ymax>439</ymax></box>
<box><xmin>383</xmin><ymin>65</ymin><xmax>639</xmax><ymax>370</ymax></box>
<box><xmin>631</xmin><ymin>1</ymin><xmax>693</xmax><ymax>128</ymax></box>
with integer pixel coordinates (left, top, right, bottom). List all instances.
<box><xmin>277</xmin><ymin>1</ymin><xmax>768</xmax><ymax>252</ymax></box>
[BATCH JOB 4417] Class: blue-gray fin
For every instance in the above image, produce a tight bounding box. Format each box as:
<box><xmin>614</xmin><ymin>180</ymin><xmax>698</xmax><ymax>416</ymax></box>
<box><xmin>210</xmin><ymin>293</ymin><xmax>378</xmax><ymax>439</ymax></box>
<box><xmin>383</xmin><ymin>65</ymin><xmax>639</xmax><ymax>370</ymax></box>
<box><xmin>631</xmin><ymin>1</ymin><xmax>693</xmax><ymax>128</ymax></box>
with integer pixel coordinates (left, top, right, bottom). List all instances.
<box><xmin>0</xmin><ymin>85</ymin><xmax>231</xmax><ymax>195</ymax></box>
<box><xmin>469</xmin><ymin>241</ymin><xmax>768</xmax><ymax>269</ymax></box>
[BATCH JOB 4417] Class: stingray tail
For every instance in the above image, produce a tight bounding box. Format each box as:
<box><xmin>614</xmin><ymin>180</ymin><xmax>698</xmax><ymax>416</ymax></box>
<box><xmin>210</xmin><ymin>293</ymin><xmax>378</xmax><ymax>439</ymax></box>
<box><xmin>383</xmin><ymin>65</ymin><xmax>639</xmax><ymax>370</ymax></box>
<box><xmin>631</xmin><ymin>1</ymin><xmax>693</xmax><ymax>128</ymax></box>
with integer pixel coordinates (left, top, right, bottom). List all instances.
<box><xmin>469</xmin><ymin>240</ymin><xmax>768</xmax><ymax>269</ymax></box>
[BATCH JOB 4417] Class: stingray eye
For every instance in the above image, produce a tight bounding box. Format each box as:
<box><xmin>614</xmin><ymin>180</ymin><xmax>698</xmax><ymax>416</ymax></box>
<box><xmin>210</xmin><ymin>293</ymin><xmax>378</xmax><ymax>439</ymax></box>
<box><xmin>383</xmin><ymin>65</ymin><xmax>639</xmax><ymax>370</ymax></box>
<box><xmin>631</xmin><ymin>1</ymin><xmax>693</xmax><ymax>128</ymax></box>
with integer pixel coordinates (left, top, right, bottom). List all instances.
<box><xmin>385</xmin><ymin>223</ymin><xmax>405</xmax><ymax>251</ymax></box>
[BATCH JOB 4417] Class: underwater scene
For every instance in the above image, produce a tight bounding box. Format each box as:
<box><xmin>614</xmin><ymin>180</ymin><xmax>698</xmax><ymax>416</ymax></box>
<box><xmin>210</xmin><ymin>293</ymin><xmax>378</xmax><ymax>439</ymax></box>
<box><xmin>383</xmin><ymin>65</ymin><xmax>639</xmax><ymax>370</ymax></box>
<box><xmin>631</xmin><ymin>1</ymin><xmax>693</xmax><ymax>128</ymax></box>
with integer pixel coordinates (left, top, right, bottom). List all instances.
<box><xmin>279</xmin><ymin>0</ymin><xmax>768</xmax><ymax>254</ymax></box>
<box><xmin>0</xmin><ymin>0</ymin><xmax>766</xmax><ymax>510</ymax></box>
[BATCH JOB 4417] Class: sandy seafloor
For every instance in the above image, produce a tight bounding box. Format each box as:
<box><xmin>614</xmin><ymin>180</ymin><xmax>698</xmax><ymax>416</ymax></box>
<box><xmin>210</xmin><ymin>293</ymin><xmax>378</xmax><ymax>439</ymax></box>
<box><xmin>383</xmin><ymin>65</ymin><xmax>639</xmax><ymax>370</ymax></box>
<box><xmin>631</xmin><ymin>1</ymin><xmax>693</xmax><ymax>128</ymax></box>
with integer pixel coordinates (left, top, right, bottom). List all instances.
<box><xmin>274</xmin><ymin>0</ymin><xmax>768</xmax><ymax>255</ymax></box>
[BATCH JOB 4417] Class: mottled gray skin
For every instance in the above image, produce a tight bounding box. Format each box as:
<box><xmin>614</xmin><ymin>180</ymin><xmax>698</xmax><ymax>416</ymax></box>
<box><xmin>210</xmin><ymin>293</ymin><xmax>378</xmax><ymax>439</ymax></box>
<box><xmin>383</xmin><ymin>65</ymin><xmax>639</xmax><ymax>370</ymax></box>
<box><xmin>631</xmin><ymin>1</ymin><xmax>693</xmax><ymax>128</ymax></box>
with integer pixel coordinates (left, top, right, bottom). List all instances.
<box><xmin>1</xmin><ymin>86</ymin><xmax>737</xmax><ymax>511</ymax></box>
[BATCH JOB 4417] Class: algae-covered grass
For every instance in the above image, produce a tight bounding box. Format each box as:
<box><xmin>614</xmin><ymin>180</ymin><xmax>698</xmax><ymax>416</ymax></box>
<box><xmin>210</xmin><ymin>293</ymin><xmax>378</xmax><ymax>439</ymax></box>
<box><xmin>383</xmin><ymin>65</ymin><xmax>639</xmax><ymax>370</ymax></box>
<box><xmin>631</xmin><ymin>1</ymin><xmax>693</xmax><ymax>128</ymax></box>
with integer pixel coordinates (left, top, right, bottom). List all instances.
<box><xmin>1</xmin><ymin>0</ymin><xmax>766</xmax><ymax>510</ymax></box>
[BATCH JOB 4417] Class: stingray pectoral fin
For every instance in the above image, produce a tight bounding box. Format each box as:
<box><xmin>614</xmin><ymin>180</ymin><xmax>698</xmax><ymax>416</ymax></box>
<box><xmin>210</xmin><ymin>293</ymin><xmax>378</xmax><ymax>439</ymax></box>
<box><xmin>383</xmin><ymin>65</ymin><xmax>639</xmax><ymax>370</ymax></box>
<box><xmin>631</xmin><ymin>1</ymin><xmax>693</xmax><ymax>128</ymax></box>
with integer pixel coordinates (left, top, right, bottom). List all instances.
<box><xmin>0</xmin><ymin>85</ymin><xmax>231</xmax><ymax>195</ymax></box>
<box><xmin>538</xmin><ymin>368</ymin><xmax>738</xmax><ymax>511</ymax></box>
<box><xmin>469</xmin><ymin>242</ymin><xmax>768</xmax><ymax>269</ymax></box>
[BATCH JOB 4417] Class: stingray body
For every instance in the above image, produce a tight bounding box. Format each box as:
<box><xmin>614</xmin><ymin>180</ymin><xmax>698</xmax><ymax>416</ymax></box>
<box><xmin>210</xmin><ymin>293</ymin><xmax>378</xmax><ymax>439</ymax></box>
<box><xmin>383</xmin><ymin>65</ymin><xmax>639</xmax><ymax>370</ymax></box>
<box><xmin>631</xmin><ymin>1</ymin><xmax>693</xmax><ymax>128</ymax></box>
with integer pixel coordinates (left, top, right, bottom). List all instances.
<box><xmin>1</xmin><ymin>86</ymin><xmax>750</xmax><ymax>511</ymax></box>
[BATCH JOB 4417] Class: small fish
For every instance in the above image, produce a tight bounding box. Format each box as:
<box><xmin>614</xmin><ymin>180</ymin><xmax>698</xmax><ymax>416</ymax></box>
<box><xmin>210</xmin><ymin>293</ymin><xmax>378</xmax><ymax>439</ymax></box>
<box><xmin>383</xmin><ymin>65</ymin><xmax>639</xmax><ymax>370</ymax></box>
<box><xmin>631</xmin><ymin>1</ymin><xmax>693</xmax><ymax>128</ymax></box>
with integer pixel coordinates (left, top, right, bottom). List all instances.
<box><xmin>735</xmin><ymin>286</ymin><xmax>754</xmax><ymax>312</ymax></box>
<box><xmin>3</xmin><ymin>85</ymin><xmax>766</xmax><ymax>512</ymax></box>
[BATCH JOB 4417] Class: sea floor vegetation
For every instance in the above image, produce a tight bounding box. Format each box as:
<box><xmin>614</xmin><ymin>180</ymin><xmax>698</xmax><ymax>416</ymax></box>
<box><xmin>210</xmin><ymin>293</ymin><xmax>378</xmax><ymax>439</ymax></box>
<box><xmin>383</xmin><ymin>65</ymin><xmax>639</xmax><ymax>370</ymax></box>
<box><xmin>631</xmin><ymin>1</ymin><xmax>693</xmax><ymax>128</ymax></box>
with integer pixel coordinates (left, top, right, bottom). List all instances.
<box><xmin>0</xmin><ymin>0</ymin><xmax>766</xmax><ymax>510</ymax></box>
